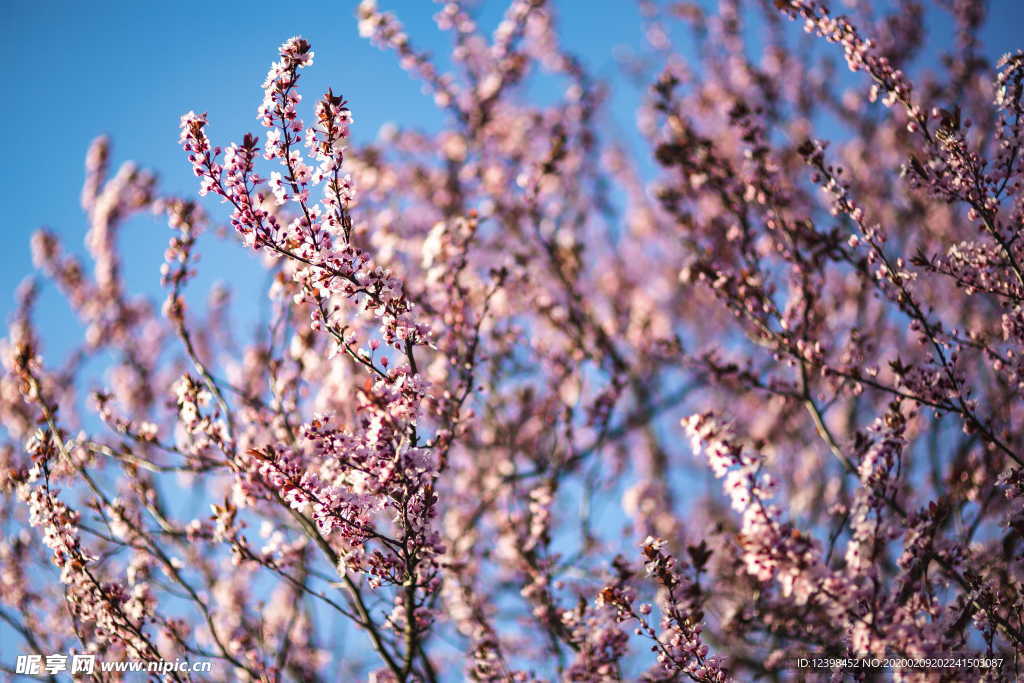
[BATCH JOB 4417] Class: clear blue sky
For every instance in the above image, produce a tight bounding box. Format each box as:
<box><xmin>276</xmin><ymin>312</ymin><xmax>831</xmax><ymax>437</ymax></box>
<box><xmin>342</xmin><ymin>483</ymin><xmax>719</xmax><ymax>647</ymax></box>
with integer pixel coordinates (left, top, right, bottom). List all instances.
<box><xmin>3</xmin><ymin>0</ymin><xmax>1022</xmax><ymax>353</ymax></box>
<box><xmin>2</xmin><ymin>0</ymin><xmax>652</xmax><ymax>357</ymax></box>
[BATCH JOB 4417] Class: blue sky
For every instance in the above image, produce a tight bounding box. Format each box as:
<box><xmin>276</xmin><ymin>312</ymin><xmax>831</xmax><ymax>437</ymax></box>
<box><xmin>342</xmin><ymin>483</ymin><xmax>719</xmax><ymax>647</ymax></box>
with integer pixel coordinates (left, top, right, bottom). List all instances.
<box><xmin>4</xmin><ymin>0</ymin><xmax>1023</xmax><ymax>354</ymax></box>
<box><xmin>2</xmin><ymin>1</ymin><xmax>649</xmax><ymax>353</ymax></box>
